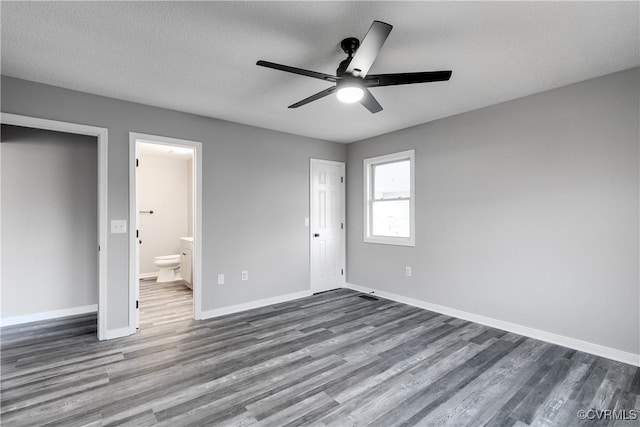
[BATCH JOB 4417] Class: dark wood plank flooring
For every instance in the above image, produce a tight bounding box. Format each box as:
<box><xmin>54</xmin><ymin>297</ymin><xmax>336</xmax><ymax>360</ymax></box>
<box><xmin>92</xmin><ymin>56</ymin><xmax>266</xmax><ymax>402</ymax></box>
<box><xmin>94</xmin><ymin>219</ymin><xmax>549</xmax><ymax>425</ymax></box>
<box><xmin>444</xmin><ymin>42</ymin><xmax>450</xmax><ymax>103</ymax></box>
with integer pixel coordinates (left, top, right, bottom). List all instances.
<box><xmin>1</xmin><ymin>289</ymin><xmax>638</xmax><ymax>426</ymax></box>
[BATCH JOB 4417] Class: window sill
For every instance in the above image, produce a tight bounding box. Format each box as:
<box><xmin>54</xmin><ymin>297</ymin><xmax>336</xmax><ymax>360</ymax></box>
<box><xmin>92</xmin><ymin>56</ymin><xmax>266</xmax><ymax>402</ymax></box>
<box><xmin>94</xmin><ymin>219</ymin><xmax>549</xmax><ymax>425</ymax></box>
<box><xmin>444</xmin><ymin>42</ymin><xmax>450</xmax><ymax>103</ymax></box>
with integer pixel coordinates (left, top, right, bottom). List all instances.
<box><xmin>364</xmin><ymin>236</ymin><xmax>415</xmax><ymax>247</ymax></box>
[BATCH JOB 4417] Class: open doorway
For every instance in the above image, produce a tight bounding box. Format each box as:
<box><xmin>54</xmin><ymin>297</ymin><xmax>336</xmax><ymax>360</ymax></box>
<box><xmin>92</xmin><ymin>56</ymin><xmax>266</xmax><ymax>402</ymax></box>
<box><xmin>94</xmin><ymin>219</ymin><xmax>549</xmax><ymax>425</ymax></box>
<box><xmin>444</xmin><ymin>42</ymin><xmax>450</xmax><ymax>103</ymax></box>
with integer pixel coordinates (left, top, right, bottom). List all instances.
<box><xmin>129</xmin><ymin>133</ymin><xmax>202</xmax><ymax>332</ymax></box>
<box><xmin>0</xmin><ymin>113</ymin><xmax>108</xmax><ymax>340</ymax></box>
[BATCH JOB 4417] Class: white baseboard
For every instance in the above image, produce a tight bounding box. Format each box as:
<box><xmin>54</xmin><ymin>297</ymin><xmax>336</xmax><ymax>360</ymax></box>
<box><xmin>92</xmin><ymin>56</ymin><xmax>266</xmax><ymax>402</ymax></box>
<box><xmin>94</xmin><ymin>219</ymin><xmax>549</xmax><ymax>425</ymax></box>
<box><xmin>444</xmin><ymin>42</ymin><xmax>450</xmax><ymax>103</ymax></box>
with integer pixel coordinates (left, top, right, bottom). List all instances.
<box><xmin>138</xmin><ymin>272</ymin><xmax>158</xmax><ymax>280</ymax></box>
<box><xmin>1</xmin><ymin>304</ymin><xmax>98</xmax><ymax>327</ymax></box>
<box><xmin>200</xmin><ymin>290</ymin><xmax>313</xmax><ymax>319</ymax></box>
<box><xmin>104</xmin><ymin>326</ymin><xmax>131</xmax><ymax>340</ymax></box>
<box><xmin>345</xmin><ymin>283</ymin><xmax>640</xmax><ymax>367</ymax></box>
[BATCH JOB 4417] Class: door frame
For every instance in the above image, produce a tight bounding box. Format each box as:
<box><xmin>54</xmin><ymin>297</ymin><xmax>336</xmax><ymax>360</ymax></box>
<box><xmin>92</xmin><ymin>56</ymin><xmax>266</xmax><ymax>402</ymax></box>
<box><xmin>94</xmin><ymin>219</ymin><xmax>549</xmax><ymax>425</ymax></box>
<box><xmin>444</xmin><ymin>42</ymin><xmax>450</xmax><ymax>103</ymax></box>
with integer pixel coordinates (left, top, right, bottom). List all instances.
<box><xmin>128</xmin><ymin>132</ymin><xmax>203</xmax><ymax>333</ymax></box>
<box><xmin>1</xmin><ymin>112</ymin><xmax>109</xmax><ymax>340</ymax></box>
<box><xmin>309</xmin><ymin>158</ymin><xmax>346</xmax><ymax>293</ymax></box>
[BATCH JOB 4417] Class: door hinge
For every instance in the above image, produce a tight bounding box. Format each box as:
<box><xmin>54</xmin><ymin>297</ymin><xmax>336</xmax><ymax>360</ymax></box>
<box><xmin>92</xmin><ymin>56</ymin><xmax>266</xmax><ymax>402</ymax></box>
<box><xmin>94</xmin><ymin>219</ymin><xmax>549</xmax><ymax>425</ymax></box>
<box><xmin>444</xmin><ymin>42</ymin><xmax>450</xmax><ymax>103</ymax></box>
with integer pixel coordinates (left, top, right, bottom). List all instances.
<box><xmin>341</xmin><ymin>176</ymin><xmax>344</xmax><ymax>183</ymax></box>
<box><xmin>136</xmin><ymin>229</ymin><xmax>139</xmax><ymax>238</ymax></box>
<box><xmin>136</xmin><ymin>158</ymin><xmax>139</xmax><ymax>167</ymax></box>
<box><xmin>98</xmin><ymin>245</ymin><xmax>100</xmax><ymax>251</ymax></box>
<box><xmin>341</xmin><ymin>269</ymin><xmax>344</xmax><ymax>275</ymax></box>
<box><xmin>136</xmin><ymin>300</ymin><xmax>139</xmax><ymax>309</ymax></box>
<box><xmin>341</xmin><ymin>222</ymin><xmax>344</xmax><ymax>229</ymax></box>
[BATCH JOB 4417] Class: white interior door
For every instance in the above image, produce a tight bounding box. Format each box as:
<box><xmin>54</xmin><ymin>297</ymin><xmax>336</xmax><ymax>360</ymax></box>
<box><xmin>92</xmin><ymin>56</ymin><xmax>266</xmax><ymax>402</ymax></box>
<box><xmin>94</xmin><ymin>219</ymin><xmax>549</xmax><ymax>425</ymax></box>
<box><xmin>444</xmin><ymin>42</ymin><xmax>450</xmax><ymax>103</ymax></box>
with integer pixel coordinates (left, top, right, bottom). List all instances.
<box><xmin>310</xmin><ymin>159</ymin><xmax>346</xmax><ymax>293</ymax></box>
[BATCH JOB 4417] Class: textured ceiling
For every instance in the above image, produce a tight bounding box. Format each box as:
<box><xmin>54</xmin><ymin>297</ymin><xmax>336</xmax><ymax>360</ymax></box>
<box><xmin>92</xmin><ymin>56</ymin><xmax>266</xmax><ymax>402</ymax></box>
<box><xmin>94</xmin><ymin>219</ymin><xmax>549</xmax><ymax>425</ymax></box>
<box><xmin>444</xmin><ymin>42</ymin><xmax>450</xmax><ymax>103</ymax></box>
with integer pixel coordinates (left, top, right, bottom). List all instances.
<box><xmin>1</xmin><ymin>1</ymin><xmax>638</xmax><ymax>143</ymax></box>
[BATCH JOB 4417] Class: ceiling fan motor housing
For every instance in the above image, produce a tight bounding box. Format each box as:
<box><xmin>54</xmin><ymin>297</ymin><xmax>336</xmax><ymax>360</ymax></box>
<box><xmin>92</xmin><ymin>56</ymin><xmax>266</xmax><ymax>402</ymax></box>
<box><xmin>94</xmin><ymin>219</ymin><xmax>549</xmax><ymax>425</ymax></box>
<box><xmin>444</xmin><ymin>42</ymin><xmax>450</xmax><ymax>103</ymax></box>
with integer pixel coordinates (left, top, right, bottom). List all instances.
<box><xmin>337</xmin><ymin>75</ymin><xmax>363</xmax><ymax>90</ymax></box>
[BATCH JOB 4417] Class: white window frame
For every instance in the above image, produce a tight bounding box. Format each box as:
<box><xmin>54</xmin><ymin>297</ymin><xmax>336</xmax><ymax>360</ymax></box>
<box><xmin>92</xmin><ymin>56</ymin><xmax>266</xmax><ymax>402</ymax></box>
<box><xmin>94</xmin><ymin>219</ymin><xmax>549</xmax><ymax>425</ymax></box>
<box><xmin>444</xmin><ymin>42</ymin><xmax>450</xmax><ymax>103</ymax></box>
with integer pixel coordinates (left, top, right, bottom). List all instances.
<box><xmin>364</xmin><ymin>149</ymin><xmax>415</xmax><ymax>246</ymax></box>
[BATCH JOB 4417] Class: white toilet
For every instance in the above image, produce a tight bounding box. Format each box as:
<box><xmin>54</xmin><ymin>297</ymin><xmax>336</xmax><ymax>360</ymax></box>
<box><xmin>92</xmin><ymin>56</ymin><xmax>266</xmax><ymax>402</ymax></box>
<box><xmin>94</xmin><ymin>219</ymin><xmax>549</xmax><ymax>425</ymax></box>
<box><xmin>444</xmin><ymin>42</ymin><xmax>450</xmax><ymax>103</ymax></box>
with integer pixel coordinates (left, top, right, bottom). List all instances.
<box><xmin>154</xmin><ymin>254</ymin><xmax>181</xmax><ymax>282</ymax></box>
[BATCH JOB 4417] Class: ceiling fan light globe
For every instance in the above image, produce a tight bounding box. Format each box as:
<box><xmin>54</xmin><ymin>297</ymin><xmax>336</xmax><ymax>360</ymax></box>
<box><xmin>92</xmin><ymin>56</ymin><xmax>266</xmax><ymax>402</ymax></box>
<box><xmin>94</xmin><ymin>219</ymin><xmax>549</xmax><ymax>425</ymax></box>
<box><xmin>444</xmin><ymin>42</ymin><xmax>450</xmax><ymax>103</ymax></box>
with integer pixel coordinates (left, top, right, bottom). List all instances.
<box><xmin>336</xmin><ymin>86</ymin><xmax>364</xmax><ymax>103</ymax></box>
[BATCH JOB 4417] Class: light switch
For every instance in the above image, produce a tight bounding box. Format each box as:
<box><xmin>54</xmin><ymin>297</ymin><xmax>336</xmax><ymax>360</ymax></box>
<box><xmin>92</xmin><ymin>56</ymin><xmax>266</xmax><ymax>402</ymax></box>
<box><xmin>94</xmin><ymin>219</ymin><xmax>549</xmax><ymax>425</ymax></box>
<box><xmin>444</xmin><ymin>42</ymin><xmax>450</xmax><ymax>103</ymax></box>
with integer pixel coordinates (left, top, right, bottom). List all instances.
<box><xmin>111</xmin><ymin>220</ymin><xmax>127</xmax><ymax>234</ymax></box>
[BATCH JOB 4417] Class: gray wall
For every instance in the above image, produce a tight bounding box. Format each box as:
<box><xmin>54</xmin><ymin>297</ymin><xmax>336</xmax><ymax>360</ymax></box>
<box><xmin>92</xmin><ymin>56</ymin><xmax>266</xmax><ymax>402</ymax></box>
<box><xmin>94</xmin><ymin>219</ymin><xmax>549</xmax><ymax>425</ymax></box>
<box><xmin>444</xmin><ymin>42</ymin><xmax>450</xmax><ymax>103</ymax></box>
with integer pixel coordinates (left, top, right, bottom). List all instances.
<box><xmin>347</xmin><ymin>68</ymin><xmax>639</xmax><ymax>355</ymax></box>
<box><xmin>1</xmin><ymin>125</ymin><xmax>98</xmax><ymax>317</ymax></box>
<box><xmin>1</xmin><ymin>76</ymin><xmax>346</xmax><ymax>330</ymax></box>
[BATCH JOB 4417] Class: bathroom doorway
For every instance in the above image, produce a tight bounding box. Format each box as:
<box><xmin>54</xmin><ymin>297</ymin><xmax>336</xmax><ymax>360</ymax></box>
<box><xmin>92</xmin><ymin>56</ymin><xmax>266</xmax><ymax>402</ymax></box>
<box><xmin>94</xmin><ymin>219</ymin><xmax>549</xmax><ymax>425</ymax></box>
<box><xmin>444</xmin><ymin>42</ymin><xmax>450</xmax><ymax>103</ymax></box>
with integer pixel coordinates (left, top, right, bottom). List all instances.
<box><xmin>129</xmin><ymin>133</ymin><xmax>202</xmax><ymax>332</ymax></box>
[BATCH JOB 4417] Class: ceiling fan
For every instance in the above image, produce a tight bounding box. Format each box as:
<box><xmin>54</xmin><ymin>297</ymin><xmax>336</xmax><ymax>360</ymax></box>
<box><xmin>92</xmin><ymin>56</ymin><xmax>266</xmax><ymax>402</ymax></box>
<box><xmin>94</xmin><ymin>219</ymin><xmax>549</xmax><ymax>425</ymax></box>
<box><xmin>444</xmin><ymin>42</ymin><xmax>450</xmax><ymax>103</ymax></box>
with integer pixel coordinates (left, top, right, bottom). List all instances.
<box><xmin>256</xmin><ymin>20</ymin><xmax>452</xmax><ymax>114</ymax></box>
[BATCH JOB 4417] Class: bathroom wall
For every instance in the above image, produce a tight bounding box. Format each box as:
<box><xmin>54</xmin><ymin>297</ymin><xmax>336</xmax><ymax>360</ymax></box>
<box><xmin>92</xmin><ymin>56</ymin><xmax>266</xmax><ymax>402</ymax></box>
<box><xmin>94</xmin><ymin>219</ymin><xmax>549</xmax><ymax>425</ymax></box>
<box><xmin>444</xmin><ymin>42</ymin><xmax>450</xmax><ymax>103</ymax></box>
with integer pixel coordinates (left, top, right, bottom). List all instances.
<box><xmin>187</xmin><ymin>158</ymin><xmax>194</xmax><ymax>236</ymax></box>
<box><xmin>1</xmin><ymin>125</ymin><xmax>98</xmax><ymax>319</ymax></box>
<box><xmin>137</xmin><ymin>152</ymin><xmax>191</xmax><ymax>276</ymax></box>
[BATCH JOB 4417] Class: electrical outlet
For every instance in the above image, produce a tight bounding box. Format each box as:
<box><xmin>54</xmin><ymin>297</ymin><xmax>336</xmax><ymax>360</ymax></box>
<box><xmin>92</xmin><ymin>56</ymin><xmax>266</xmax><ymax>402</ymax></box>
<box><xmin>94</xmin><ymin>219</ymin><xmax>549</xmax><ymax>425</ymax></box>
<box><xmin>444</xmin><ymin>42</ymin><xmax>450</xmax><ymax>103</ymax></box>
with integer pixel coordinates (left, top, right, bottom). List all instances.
<box><xmin>217</xmin><ymin>274</ymin><xmax>225</xmax><ymax>285</ymax></box>
<box><xmin>405</xmin><ymin>266</ymin><xmax>412</xmax><ymax>277</ymax></box>
<box><xmin>241</xmin><ymin>270</ymin><xmax>248</xmax><ymax>281</ymax></box>
<box><xmin>110</xmin><ymin>220</ymin><xmax>127</xmax><ymax>234</ymax></box>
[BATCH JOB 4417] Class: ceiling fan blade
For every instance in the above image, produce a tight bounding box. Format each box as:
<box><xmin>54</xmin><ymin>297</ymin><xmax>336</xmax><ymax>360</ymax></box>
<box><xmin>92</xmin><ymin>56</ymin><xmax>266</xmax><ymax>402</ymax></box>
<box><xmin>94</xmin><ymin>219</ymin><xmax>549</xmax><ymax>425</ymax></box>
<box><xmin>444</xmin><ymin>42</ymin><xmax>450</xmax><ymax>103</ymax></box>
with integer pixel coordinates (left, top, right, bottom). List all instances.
<box><xmin>365</xmin><ymin>70</ymin><xmax>452</xmax><ymax>87</ymax></box>
<box><xmin>257</xmin><ymin>60</ymin><xmax>337</xmax><ymax>82</ymax></box>
<box><xmin>346</xmin><ymin>21</ymin><xmax>392</xmax><ymax>77</ymax></box>
<box><xmin>288</xmin><ymin>86</ymin><xmax>337</xmax><ymax>109</ymax></box>
<box><xmin>359</xmin><ymin>88</ymin><xmax>383</xmax><ymax>114</ymax></box>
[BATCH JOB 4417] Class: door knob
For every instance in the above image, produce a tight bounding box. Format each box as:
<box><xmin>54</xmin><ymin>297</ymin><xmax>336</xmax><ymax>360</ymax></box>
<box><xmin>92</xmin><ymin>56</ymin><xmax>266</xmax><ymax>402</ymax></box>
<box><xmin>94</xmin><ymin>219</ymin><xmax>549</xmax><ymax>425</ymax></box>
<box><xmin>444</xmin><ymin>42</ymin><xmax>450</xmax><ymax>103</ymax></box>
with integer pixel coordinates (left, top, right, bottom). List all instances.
<box><xmin>314</xmin><ymin>233</ymin><xmax>320</xmax><ymax>237</ymax></box>
<box><xmin>139</xmin><ymin>239</ymin><xmax>142</xmax><ymax>244</ymax></box>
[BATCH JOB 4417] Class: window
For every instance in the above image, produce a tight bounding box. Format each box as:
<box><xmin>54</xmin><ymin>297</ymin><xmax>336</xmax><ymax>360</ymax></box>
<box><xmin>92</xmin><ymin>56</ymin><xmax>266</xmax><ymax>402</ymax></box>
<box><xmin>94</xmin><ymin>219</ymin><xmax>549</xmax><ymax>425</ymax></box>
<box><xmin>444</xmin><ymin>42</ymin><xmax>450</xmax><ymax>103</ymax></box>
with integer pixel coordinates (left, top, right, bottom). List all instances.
<box><xmin>364</xmin><ymin>149</ymin><xmax>415</xmax><ymax>246</ymax></box>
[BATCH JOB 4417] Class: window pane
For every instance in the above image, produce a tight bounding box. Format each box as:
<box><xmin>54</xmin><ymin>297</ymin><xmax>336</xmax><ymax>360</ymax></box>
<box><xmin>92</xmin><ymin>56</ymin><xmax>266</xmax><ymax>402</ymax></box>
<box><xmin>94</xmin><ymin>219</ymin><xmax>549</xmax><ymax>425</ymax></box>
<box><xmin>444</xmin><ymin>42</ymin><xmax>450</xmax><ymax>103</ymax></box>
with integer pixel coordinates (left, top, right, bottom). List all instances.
<box><xmin>374</xmin><ymin>160</ymin><xmax>410</xmax><ymax>199</ymax></box>
<box><xmin>372</xmin><ymin>200</ymin><xmax>410</xmax><ymax>237</ymax></box>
